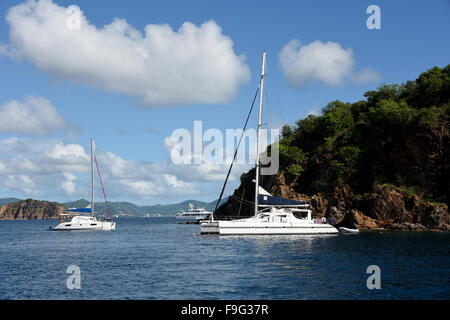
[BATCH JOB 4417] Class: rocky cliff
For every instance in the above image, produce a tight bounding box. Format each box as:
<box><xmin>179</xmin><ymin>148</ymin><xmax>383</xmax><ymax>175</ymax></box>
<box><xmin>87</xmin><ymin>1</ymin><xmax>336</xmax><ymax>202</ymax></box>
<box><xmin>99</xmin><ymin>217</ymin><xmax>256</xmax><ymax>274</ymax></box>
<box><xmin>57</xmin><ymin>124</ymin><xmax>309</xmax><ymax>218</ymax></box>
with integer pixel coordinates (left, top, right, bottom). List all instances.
<box><xmin>0</xmin><ymin>199</ymin><xmax>66</xmax><ymax>220</ymax></box>
<box><xmin>215</xmin><ymin>65</ymin><xmax>450</xmax><ymax>231</ymax></box>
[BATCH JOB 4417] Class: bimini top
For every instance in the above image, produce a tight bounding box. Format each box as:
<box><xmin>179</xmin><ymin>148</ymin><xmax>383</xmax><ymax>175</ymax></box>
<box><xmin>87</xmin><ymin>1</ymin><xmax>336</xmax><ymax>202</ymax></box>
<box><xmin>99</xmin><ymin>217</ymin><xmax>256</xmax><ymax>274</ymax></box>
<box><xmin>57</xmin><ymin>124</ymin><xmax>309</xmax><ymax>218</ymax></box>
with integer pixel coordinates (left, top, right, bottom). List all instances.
<box><xmin>258</xmin><ymin>194</ymin><xmax>308</xmax><ymax>206</ymax></box>
<box><xmin>66</xmin><ymin>208</ymin><xmax>92</xmax><ymax>213</ymax></box>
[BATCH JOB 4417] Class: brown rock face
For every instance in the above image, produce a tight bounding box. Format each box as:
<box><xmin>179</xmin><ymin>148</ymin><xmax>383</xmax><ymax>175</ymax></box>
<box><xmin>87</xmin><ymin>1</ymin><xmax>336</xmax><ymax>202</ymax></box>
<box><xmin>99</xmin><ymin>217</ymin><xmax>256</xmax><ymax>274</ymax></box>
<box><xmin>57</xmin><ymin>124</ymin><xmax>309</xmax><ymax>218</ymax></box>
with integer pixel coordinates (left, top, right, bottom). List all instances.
<box><xmin>420</xmin><ymin>205</ymin><xmax>450</xmax><ymax>230</ymax></box>
<box><xmin>0</xmin><ymin>199</ymin><xmax>66</xmax><ymax>220</ymax></box>
<box><xmin>337</xmin><ymin>209</ymin><xmax>381</xmax><ymax>229</ymax></box>
<box><xmin>370</xmin><ymin>187</ymin><xmax>408</xmax><ymax>222</ymax></box>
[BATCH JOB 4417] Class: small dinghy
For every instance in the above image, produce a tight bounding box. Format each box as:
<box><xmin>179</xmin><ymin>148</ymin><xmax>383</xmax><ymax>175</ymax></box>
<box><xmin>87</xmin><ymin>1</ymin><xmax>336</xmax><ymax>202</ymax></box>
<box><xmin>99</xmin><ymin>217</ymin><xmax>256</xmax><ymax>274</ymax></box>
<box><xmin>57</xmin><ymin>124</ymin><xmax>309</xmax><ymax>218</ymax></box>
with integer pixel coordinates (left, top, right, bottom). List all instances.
<box><xmin>339</xmin><ymin>227</ymin><xmax>360</xmax><ymax>234</ymax></box>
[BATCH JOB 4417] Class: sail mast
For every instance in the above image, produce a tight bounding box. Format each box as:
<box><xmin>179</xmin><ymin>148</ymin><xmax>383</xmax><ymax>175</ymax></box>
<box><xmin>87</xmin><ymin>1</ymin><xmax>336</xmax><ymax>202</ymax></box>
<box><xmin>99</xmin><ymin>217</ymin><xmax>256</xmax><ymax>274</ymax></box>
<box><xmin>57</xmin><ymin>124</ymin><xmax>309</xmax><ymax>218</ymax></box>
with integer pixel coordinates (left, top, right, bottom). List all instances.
<box><xmin>254</xmin><ymin>51</ymin><xmax>266</xmax><ymax>217</ymax></box>
<box><xmin>91</xmin><ymin>139</ymin><xmax>95</xmax><ymax>217</ymax></box>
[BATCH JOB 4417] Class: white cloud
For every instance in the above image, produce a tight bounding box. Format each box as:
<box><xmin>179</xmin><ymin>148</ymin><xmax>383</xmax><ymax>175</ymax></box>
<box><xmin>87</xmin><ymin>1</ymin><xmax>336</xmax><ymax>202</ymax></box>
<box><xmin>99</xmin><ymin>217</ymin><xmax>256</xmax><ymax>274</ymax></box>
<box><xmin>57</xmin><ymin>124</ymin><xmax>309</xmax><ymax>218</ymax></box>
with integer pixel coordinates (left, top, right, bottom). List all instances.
<box><xmin>46</xmin><ymin>142</ymin><xmax>88</xmax><ymax>160</ymax></box>
<box><xmin>279</xmin><ymin>39</ymin><xmax>381</xmax><ymax>87</ymax></box>
<box><xmin>61</xmin><ymin>172</ymin><xmax>76</xmax><ymax>195</ymax></box>
<box><xmin>3</xmin><ymin>0</ymin><xmax>250</xmax><ymax>107</ymax></box>
<box><xmin>0</xmin><ymin>96</ymin><xmax>69</xmax><ymax>135</ymax></box>
<box><xmin>5</xmin><ymin>174</ymin><xmax>38</xmax><ymax>195</ymax></box>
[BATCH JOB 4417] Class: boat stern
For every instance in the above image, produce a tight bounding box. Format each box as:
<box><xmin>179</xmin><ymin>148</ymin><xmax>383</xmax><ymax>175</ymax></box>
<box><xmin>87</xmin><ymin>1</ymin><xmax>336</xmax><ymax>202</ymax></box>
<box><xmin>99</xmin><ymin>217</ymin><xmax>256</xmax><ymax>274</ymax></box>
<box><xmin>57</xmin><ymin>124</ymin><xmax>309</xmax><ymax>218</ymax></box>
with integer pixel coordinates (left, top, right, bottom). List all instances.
<box><xmin>200</xmin><ymin>221</ymin><xmax>219</xmax><ymax>234</ymax></box>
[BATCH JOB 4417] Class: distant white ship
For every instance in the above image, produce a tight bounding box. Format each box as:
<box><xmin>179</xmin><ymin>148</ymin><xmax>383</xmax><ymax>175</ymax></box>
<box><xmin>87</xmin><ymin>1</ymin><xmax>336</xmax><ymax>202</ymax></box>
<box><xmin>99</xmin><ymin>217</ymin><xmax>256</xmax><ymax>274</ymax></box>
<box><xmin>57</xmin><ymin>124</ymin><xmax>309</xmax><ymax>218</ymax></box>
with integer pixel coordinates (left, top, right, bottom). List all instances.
<box><xmin>176</xmin><ymin>203</ymin><xmax>211</xmax><ymax>221</ymax></box>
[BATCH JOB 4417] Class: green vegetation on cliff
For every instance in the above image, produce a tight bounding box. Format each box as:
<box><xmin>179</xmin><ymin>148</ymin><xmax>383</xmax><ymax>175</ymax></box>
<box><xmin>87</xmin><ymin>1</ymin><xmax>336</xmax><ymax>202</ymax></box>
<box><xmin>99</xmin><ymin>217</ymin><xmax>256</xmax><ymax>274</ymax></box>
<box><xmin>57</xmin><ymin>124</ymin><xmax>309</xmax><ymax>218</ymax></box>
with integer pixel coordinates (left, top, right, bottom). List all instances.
<box><xmin>279</xmin><ymin>64</ymin><xmax>449</xmax><ymax>204</ymax></box>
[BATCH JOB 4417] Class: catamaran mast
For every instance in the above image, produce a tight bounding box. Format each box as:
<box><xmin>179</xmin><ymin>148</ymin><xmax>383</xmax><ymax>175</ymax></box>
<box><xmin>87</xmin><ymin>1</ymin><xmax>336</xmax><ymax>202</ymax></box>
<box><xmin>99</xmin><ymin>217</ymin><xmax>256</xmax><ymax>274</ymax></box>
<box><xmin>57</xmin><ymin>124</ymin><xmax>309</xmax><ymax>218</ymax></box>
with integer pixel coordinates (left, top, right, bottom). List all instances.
<box><xmin>91</xmin><ymin>139</ymin><xmax>94</xmax><ymax>217</ymax></box>
<box><xmin>254</xmin><ymin>51</ymin><xmax>266</xmax><ymax>217</ymax></box>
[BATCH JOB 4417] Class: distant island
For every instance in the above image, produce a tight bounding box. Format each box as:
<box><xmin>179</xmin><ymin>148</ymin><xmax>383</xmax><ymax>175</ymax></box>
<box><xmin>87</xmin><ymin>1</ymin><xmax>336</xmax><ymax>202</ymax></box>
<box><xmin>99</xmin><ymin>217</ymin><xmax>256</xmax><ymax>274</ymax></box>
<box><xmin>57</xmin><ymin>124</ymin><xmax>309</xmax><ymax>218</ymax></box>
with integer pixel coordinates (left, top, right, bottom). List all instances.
<box><xmin>0</xmin><ymin>199</ymin><xmax>66</xmax><ymax>220</ymax></box>
<box><xmin>0</xmin><ymin>198</ymin><xmax>226</xmax><ymax>220</ymax></box>
<box><xmin>216</xmin><ymin>64</ymin><xmax>450</xmax><ymax>231</ymax></box>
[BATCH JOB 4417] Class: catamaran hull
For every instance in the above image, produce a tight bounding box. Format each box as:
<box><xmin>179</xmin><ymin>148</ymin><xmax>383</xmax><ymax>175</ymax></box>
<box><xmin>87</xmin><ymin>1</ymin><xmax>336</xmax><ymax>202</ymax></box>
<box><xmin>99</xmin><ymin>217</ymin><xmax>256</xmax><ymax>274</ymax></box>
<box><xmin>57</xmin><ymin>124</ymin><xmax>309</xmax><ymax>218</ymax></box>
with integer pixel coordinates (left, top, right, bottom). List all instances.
<box><xmin>176</xmin><ymin>215</ymin><xmax>210</xmax><ymax>221</ymax></box>
<box><xmin>201</xmin><ymin>221</ymin><xmax>338</xmax><ymax>235</ymax></box>
<box><xmin>52</xmin><ymin>221</ymin><xmax>116</xmax><ymax>231</ymax></box>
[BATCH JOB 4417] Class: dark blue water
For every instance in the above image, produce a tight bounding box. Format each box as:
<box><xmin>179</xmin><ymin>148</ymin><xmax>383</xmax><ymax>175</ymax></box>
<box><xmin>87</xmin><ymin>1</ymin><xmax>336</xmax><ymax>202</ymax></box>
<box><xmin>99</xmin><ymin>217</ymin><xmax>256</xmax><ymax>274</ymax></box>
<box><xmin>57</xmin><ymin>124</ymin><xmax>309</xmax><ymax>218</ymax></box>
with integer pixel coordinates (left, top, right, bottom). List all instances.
<box><xmin>0</xmin><ymin>218</ymin><xmax>449</xmax><ymax>299</ymax></box>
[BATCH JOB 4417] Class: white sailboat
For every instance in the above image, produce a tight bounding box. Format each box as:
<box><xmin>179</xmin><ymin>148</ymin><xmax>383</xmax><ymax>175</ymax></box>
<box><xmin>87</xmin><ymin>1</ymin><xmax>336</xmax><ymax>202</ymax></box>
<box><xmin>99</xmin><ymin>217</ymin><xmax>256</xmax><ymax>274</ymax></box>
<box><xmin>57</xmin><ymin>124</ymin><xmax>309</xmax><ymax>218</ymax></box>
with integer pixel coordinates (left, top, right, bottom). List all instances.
<box><xmin>52</xmin><ymin>139</ymin><xmax>116</xmax><ymax>231</ymax></box>
<box><xmin>201</xmin><ymin>52</ymin><xmax>338</xmax><ymax>235</ymax></box>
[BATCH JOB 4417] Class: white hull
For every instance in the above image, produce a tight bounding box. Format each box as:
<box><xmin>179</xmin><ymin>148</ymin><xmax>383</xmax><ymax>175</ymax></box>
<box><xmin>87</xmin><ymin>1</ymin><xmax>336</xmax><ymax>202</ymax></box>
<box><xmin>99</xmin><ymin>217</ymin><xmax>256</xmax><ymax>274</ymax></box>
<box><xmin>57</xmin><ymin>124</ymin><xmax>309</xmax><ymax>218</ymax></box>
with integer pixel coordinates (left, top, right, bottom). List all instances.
<box><xmin>52</xmin><ymin>215</ymin><xmax>115</xmax><ymax>231</ymax></box>
<box><xmin>201</xmin><ymin>221</ymin><xmax>338</xmax><ymax>235</ymax></box>
<box><xmin>339</xmin><ymin>227</ymin><xmax>359</xmax><ymax>234</ymax></box>
<box><xmin>176</xmin><ymin>214</ymin><xmax>210</xmax><ymax>221</ymax></box>
<box><xmin>53</xmin><ymin>222</ymin><xmax>115</xmax><ymax>231</ymax></box>
<box><xmin>201</xmin><ymin>208</ymin><xmax>338</xmax><ymax>235</ymax></box>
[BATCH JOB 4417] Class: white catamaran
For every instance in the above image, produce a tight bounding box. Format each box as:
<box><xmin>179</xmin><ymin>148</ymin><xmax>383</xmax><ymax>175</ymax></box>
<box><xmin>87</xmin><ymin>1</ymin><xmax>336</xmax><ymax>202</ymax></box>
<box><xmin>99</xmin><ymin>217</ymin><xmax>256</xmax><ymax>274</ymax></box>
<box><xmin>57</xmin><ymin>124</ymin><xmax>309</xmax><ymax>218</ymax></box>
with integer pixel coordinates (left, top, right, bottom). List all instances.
<box><xmin>52</xmin><ymin>139</ymin><xmax>116</xmax><ymax>231</ymax></box>
<box><xmin>200</xmin><ymin>52</ymin><xmax>338</xmax><ymax>235</ymax></box>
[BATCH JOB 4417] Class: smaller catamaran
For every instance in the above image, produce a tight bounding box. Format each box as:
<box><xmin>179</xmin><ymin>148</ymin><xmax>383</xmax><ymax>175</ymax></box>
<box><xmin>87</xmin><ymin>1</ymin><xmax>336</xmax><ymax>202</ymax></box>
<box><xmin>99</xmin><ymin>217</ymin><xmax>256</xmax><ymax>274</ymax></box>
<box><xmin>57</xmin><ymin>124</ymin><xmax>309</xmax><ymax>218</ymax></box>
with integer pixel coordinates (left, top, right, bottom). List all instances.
<box><xmin>52</xmin><ymin>139</ymin><xmax>116</xmax><ymax>231</ymax></box>
<box><xmin>201</xmin><ymin>52</ymin><xmax>338</xmax><ymax>235</ymax></box>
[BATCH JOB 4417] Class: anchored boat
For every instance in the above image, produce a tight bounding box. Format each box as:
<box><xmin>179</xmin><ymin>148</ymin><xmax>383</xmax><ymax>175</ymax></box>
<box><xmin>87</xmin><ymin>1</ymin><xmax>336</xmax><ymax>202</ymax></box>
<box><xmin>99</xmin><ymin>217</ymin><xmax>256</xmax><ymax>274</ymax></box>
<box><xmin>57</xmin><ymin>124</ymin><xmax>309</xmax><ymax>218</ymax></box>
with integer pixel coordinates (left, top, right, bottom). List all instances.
<box><xmin>52</xmin><ymin>139</ymin><xmax>115</xmax><ymax>231</ymax></box>
<box><xmin>201</xmin><ymin>52</ymin><xmax>338</xmax><ymax>235</ymax></box>
<box><xmin>201</xmin><ymin>186</ymin><xmax>338</xmax><ymax>235</ymax></box>
<box><xmin>176</xmin><ymin>203</ymin><xmax>211</xmax><ymax>221</ymax></box>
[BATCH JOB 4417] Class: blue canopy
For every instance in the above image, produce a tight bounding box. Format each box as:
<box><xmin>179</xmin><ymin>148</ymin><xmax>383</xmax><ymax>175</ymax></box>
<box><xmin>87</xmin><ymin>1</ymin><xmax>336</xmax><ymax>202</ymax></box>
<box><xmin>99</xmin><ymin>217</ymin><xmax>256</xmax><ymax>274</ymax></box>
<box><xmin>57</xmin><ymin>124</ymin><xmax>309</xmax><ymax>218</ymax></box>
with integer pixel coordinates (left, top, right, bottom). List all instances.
<box><xmin>67</xmin><ymin>208</ymin><xmax>92</xmax><ymax>213</ymax></box>
<box><xmin>258</xmin><ymin>194</ymin><xmax>308</xmax><ymax>206</ymax></box>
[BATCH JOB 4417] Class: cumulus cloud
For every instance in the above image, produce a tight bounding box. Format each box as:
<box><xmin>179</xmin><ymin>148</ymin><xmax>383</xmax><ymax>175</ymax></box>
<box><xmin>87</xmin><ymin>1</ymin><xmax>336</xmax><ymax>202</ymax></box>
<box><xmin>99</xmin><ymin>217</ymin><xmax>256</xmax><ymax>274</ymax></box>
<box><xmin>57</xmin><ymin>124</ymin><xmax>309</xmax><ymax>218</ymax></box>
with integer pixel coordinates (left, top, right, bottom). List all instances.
<box><xmin>5</xmin><ymin>174</ymin><xmax>38</xmax><ymax>195</ymax></box>
<box><xmin>279</xmin><ymin>39</ymin><xmax>381</xmax><ymax>87</ymax></box>
<box><xmin>0</xmin><ymin>96</ymin><xmax>69</xmax><ymax>135</ymax></box>
<box><xmin>3</xmin><ymin>0</ymin><xmax>250</xmax><ymax>107</ymax></box>
<box><xmin>61</xmin><ymin>172</ymin><xmax>76</xmax><ymax>195</ymax></box>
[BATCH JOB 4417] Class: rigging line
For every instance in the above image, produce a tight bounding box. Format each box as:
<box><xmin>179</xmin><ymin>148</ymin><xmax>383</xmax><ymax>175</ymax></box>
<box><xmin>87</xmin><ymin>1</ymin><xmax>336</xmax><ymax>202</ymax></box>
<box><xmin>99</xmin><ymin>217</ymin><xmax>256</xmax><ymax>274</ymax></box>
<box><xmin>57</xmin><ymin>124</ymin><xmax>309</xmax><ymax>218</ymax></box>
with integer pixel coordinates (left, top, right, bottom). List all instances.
<box><xmin>213</xmin><ymin>86</ymin><xmax>260</xmax><ymax>215</ymax></box>
<box><xmin>230</xmin><ymin>194</ymin><xmax>254</xmax><ymax>206</ymax></box>
<box><xmin>237</xmin><ymin>187</ymin><xmax>246</xmax><ymax>217</ymax></box>
<box><xmin>93</xmin><ymin>153</ymin><xmax>112</xmax><ymax>219</ymax></box>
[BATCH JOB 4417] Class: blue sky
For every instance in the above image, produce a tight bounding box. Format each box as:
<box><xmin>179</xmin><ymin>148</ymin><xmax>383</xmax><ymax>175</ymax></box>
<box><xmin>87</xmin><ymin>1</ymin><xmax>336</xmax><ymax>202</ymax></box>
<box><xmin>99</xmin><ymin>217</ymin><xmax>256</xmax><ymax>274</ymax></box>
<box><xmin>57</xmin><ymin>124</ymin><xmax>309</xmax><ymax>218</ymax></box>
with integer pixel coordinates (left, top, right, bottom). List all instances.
<box><xmin>0</xmin><ymin>0</ymin><xmax>449</xmax><ymax>205</ymax></box>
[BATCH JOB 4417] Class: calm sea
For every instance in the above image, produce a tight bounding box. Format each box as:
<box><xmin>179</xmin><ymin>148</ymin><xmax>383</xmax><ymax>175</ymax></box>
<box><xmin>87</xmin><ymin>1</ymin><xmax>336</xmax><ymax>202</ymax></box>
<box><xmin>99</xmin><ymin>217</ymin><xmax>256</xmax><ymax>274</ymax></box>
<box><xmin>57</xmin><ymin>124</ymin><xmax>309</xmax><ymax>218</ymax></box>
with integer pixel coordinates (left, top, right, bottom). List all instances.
<box><xmin>0</xmin><ymin>217</ymin><xmax>449</xmax><ymax>300</ymax></box>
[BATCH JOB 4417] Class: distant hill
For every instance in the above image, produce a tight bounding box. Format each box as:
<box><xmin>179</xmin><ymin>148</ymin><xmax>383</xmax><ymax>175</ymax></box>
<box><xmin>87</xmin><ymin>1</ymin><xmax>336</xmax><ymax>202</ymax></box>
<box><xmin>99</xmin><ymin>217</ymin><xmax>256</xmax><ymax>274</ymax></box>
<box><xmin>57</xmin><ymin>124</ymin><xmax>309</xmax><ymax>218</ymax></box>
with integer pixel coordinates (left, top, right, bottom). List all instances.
<box><xmin>0</xmin><ymin>198</ymin><xmax>21</xmax><ymax>206</ymax></box>
<box><xmin>64</xmin><ymin>198</ymin><xmax>228</xmax><ymax>217</ymax></box>
<box><xmin>64</xmin><ymin>199</ymin><xmax>90</xmax><ymax>209</ymax></box>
